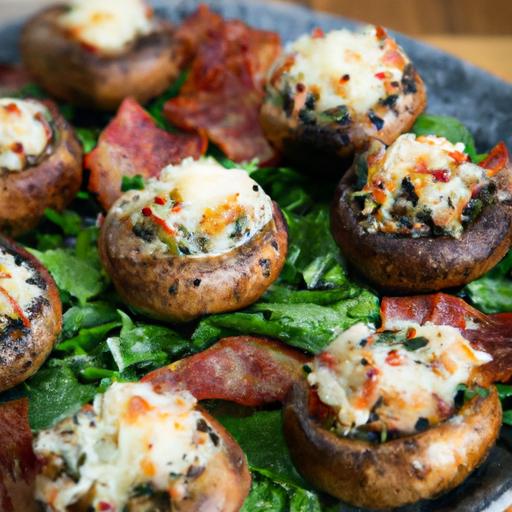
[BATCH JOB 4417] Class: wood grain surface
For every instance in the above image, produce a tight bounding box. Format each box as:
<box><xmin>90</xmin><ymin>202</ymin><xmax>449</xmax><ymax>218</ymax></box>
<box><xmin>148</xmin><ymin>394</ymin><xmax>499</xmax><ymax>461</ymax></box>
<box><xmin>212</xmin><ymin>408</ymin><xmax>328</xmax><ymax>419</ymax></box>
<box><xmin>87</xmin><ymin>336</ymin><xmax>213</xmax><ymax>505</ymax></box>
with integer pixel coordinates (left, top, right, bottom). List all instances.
<box><xmin>1</xmin><ymin>0</ymin><xmax>511</xmax><ymax>82</ymax></box>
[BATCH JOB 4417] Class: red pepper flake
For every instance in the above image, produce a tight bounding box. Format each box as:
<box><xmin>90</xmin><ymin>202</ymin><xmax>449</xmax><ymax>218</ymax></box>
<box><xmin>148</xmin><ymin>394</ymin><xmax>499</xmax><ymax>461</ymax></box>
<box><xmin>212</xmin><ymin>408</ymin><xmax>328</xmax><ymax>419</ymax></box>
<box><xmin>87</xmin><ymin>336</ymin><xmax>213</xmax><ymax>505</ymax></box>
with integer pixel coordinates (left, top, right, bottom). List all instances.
<box><xmin>339</xmin><ymin>74</ymin><xmax>350</xmax><ymax>83</ymax></box>
<box><xmin>374</xmin><ymin>71</ymin><xmax>387</xmax><ymax>80</ymax></box>
<box><xmin>10</xmin><ymin>142</ymin><xmax>24</xmax><ymax>154</ymax></box>
<box><xmin>406</xmin><ymin>327</ymin><xmax>416</xmax><ymax>339</ymax></box>
<box><xmin>98</xmin><ymin>502</ymin><xmax>113</xmax><ymax>511</ymax></box>
<box><xmin>385</xmin><ymin>350</ymin><xmax>403</xmax><ymax>366</ymax></box>
<box><xmin>154</xmin><ymin>196</ymin><xmax>166</xmax><ymax>205</ymax></box>
<box><xmin>448</xmin><ymin>150</ymin><xmax>468</xmax><ymax>165</ymax></box>
<box><xmin>4</xmin><ymin>103</ymin><xmax>21</xmax><ymax>115</ymax></box>
<box><xmin>308</xmin><ymin>388</ymin><xmax>333</xmax><ymax>422</ymax></box>
<box><xmin>141</xmin><ymin>207</ymin><xmax>152</xmax><ymax>217</ymax></box>
<box><xmin>318</xmin><ymin>351</ymin><xmax>337</xmax><ymax>369</ymax></box>
<box><xmin>0</xmin><ymin>285</ymin><xmax>30</xmax><ymax>328</ymax></box>
<box><xmin>375</xmin><ymin>25</ymin><xmax>388</xmax><ymax>40</ymax></box>
<box><xmin>312</xmin><ymin>27</ymin><xmax>325</xmax><ymax>39</ymax></box>
<box><xmin>0</xmin><ymin>272</ymin><xmax>12</xmax><ymax>279</ymax></box>
<box><xmin>296</xmin><ymin>82</ymin><xmax>306</xmax><ymax>93</ymax></box>
<box><xmin>430</xmin><ymin>169</ymin><xmax>450</xmax><ymax>182</ymax></box>
<box><xmin>171</xmin><ymin>204</ymin><xmax>182</xmax><ymax>213</ymax></box>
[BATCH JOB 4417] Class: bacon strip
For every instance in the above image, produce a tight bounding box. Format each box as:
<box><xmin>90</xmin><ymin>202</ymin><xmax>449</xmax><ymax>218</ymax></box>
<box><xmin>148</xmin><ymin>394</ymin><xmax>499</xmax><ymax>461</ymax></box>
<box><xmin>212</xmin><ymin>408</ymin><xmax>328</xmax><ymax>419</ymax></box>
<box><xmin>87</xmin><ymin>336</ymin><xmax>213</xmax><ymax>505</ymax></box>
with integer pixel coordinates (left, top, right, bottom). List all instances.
<box><xmin>85</xmin><ymin>97</ymin><xmax>207</xmax><ymax>211</ymax></box>
<box><xmin>0</xmin><ymin>399</ymin><xmax>38</xmax><ymax>512</ymax></box>
<box><xmin>381</xmin><ymin>293</ymin><xmax>512</xmax><ymax>385</ymax></box>
<box><xmin>164</xmin><ymin>7</ymin><xmax>280</xmax><ymax>164</ymax></box>
<box><xmin>143</xmin><ymin>336</ymin><xmax>308</xmax><ymax>406</ymax></box>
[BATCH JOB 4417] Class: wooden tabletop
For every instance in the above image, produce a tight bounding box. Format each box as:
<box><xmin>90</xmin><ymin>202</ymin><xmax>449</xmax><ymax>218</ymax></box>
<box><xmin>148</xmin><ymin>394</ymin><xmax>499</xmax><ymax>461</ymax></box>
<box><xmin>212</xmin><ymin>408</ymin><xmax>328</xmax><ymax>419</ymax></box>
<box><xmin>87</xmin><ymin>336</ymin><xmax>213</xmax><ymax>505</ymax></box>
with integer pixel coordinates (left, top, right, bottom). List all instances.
<box><xmin>2</xmin><ymin>0</ymin><xmax>512</xmax><ymax>83</ymax></box>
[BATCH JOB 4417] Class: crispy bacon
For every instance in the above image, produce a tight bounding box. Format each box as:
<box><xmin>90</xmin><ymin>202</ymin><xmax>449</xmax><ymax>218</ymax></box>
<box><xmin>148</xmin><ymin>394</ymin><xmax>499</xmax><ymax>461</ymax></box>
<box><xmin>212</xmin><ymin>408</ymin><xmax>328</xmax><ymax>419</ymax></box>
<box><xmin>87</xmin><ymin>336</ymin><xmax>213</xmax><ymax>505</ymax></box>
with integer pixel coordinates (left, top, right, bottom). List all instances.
<box><xmin>164</xmin><ymin>7</ymin><xmax>280</xmax><ymax>164</ymax></box>
<box><xmin>381</xmin><ymin>293</ymin><xmax>512</xmax><ymax>385</ymax></box>
<box><xmin>85</xmin><ymin>97</ymin><xmax>207</xmax><ymax>211</ymax></box>
<box><xmin>0</xmin><ymin>399</ymin><xmax>38</xmax><ymax>512</ymax></box>
<box><xmin>143</xmin><ymin>336</ymin><xmax>308</xmax><ymax>406</ymax></box>
<box><xmin>480</xmin><ymin>141</ymin><xmax>509</xmax><ymax>176</ymax></box>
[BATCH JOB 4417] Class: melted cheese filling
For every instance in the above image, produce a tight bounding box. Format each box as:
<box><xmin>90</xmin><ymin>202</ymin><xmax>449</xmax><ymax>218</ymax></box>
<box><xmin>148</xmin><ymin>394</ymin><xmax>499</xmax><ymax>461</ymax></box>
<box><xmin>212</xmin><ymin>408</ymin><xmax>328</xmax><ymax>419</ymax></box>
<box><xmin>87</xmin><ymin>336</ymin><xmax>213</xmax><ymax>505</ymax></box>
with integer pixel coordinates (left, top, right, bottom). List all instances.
<box><xmin>308</xmin><ymin>322</ymin><xmax>492</xmax><ymax>434</ymax></box>
<box><xmin>34</xmin><ymin>383</ymin><xmax>221</xmax><ymax>511</ymax></box>
<box><xmin>58</xmin><ymin>0</ymin><xmax>154</xmax><ymax>53</ymax></box>
<box><xmin>360</xmin><ymin>134</ymin><xmax>491</xmax><ymax>238</ymax></box>
<box><xmin>0</xmin><ymin>248</ymin><xmax>42</xmax><ymax>330</ymax></box>
<box><xmin>0</xmin><ymin>99</ymin><xmax>52</xmax><ymax>172</ymax></box>
<box><xmin>122</xmin><ymin>158</ymin><xmax>274</xmax><ymax>256</ymax></box>
<box><xmin>272</xmin><ymin>26</ymin><xmax>410</xmax><ymax>115</ymax></box>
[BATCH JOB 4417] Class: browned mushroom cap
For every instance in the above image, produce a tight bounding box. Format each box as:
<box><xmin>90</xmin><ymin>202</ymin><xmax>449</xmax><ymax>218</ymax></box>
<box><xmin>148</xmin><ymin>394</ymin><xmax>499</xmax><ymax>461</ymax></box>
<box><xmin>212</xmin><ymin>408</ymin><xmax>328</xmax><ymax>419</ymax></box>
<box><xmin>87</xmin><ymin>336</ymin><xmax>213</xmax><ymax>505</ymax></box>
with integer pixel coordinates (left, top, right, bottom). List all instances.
<box><xmin>283</xmin><ymin>379</ymin><xmax>501</xmax><ymax>510</ymax></box>
<box><xmin>21</xmin><ymin>6</ymin><xmax>184</xmax><ymax>110</ymax></box>
<box><xmin>330</xmin><ymin>165</ymin><xmax>512</xmax><ymax>294</ymax></box>
<box><xmin>0</xmin><ymin>235</ymin><xmax>62</xmax><ymax>392</ymax></box>
<box><xmin>0</xmin><ymin>99</ymin><xmax>82</xmax><ymax>237</ymax></box>
<box><xmin>99</xmin><ymin>202</ymin><xmax>288</xmax><ymax>322</ymax></box>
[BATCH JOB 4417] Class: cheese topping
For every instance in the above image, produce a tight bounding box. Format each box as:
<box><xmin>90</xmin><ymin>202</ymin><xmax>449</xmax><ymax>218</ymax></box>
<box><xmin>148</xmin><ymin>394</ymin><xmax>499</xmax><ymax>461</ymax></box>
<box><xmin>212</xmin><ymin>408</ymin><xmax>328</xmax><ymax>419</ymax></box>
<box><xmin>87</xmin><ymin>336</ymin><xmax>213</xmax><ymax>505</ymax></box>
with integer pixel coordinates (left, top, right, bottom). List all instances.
<box><xmin>267</xmin><ymin>26</ymin><xmax>416</xmax><ymax>129</ymax></box>
<box><xmin>58</xmin><ymin>0</ymin><xmax>154</xmax><ymax>53</ymax></box>
<box><xmin>34</xmin><ymin>383</ymin><xmax>222</xmax><ymax>512</ymax></box>
<box><xmin>121</xmin><ymin>158</ymin><xmax>274</xmax><ymax>256</ymax></box>
<box><xmin>0</xmin><ymin>247</ymin><xmax>43</xmax><ymax>331</ymax></box>
<box><xmin>0</xmin><ymin>98</ymin><xmax>53</xmax><ymax>172</ymax></box>
<box><xmin>356</xmin><ymin>134</ymin><xmax>495</xmax><ymax>238</ymax></box>
<box><xmin>308</xmin><ymin>322</ymin><xmax>492</xmax><ymax>435</ymax></box>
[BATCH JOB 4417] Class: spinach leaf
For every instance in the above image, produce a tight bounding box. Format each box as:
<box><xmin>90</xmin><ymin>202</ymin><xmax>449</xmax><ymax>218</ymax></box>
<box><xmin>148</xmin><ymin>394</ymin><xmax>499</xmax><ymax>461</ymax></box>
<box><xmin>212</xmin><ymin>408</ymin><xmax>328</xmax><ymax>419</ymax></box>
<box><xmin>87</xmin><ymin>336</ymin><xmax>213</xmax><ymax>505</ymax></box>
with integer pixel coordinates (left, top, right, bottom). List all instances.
<box><xmin>121</xmin><ymin>174</ymin><xmax>145</xmax><ymax>192</ymax></box>
<box><xmin>44</xmin><ymin>208</ymin><xmax>82</xmax><ymax>236</ymax></box>
<box><xmin>25</xmin><ymin>366</ymin><xmax>97</xmax><ymax>430</ymax></box>
<box><xmin>412</xmin><ymin>114</ymin><xmax>485</xmax><ymax>162</ymax></box>
<box><xmin>62</xmin><ymin>301</ymin><xmax>120</xmax><ymax>339</ymax></box>
<box><xmin>56</xmin><ymin>321</ymin><xmax>121</xmax><ymax>354</ymax></box>
<box><xmin>75</xmin><ymin>127</ymin><xmax>100</xmax><ymax>153</ymax></box>
<box><xmin>147</xmin><ymin>71</ymin><xmax>188</xmax><ymax>130</ymax></box>
<box><xmin>107</xmin><ymin>311</ymin><xmax>189</xmax><ymax>372</ymax></box>
<box><xmin>464</xmin><ymin>250</ymin><xmax>512</xmax><ymax>313</ymax></box>
<box><xmin>30</xmin><ymin>248</ymin><xmax>106</xmax><ymax>305</ymax></box>
<box><xmin>242</xmin><ymin>473</ymin><xmax>322</xmax><ymax>512</ymax></box>
<box><xmin>218</xmin><ymin>409</ymin><xmax>305</xmax><ymax>487</ymax></box>
<box><xmin>193</xmin><ymin>290</ymin><xmax>378</xmax><ymax>353</ymax></box>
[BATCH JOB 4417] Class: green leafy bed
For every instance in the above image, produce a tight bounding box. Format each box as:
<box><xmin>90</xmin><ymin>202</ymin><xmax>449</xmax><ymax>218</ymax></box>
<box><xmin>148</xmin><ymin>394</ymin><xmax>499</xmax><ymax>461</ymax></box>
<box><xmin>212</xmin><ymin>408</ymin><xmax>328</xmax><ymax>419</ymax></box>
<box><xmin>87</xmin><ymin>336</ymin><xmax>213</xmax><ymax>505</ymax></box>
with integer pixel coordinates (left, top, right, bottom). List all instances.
<box><xmin>3</xmin><ymin>81</ymin><xmax>512</xmax><ymax>511</ymax></box>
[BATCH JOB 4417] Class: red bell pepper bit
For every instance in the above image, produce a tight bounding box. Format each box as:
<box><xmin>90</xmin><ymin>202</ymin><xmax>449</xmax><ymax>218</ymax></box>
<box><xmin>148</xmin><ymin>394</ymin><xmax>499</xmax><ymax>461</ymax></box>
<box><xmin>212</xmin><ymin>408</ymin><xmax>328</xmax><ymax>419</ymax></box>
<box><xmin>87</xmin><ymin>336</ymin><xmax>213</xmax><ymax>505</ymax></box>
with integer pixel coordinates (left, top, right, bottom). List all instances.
<box><xmin>311</xmin><ymin>27</ymin><xmax>325</xmax><ymax>39</ymax></box>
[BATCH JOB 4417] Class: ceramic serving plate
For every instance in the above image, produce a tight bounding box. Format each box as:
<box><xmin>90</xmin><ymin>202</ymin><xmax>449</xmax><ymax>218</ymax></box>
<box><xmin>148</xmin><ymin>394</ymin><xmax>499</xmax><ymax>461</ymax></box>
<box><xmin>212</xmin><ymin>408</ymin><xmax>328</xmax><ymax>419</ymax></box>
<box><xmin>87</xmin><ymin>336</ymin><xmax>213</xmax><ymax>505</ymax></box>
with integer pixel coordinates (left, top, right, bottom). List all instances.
<box><xmin>1</xmin><ymin>1</ymin><xmax>512</xmax><ymax>510</ymax></box>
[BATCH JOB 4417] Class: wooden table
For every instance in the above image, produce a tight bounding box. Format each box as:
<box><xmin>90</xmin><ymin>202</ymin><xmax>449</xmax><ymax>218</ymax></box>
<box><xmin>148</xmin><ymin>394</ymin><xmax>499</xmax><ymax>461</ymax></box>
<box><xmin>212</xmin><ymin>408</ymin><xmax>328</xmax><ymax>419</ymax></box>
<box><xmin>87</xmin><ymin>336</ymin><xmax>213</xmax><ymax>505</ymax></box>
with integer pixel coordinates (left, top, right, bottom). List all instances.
<box><xmin>2</xmin><ymin>0</ymin><xmax>512</xmax><ymax>83</ymax></box>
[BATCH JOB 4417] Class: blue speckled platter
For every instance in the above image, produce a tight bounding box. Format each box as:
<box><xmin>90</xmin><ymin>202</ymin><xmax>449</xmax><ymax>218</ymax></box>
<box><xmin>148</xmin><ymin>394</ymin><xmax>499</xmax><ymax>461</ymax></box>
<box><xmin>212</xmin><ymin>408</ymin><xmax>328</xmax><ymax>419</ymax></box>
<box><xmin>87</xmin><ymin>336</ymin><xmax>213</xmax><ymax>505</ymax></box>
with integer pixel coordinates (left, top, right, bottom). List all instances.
<box><xmin>1</xmin><ymin>1</ymin><xmax>512</xmax><ymax>510</ymax></box>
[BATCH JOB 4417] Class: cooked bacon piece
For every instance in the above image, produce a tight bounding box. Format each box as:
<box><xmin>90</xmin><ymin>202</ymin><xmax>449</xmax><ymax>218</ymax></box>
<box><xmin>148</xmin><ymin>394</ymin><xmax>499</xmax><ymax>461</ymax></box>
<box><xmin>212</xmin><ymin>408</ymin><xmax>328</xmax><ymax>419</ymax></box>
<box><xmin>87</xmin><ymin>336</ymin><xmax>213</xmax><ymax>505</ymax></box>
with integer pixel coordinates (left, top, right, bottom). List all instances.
<box><xmin>143</xmin><ymin>336</ymin><xmax>308</xmax><ymax>406</ymax></box>
<box><xmin>480</xmin><ymin>141</ymin><xmax>509</xmax><ymax>177</ymax></box>
<box><xmin>85</xmin><ymin>97</ymin><xmax>207</xmax><ymax>210</ymax></box>
<box><xmin>0</xmin><ymin>399</ymin><xmax>38</xmax><ymax>512</ymax></box>
<box><xmin>164</xmin><ymin>8</ymin><xmax>280</xmax><ymax>164</ymax></box>
<box><xmin>173</xmin><ymin>4</ymin><xmax>224</xmax><ymax>65</ymax></box>
<box><xmin>0</xmin><ymin>64</ymin><xmax>30</xmax><ymax>93</ymax></box>
<box><xmin>381</xmin><ymin>293</ymin><xmax>512</xmax><ymax>385</ymax></box>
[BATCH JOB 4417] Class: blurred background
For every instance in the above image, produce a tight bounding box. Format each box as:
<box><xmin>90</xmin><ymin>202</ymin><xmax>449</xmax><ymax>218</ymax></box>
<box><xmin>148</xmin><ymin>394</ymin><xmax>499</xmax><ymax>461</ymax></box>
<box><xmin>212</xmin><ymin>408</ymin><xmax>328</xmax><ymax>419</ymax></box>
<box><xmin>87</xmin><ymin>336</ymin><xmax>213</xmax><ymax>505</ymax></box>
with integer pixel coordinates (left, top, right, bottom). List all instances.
<box><xmin>1</xmin><ymin>0</ymin><xmax>511</xmax><ymax>82</ymax></box>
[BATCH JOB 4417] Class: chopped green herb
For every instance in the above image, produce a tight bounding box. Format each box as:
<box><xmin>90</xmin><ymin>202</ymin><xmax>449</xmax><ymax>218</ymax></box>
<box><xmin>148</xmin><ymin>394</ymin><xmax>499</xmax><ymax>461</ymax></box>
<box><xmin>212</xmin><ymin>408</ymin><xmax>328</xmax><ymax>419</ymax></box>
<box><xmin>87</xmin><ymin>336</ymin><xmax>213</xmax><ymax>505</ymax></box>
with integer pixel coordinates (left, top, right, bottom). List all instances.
<box><xmin>121</xmin><ymin>174</ymin><xmax>145</xmax><ymax>192</ymax></box>
<box><xmin>403</xmin><ymin>336</ymin><xmax>429</xmax><ymax>351</ymax></box>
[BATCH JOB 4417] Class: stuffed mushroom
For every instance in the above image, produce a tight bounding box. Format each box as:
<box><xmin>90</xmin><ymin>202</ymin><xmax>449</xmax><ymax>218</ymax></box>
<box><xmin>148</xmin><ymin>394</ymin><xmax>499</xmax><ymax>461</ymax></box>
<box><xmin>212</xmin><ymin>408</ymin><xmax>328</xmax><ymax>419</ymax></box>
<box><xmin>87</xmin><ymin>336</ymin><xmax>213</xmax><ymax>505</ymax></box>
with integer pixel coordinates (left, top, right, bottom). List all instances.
<box><xmin>99</xmin><ymin>158</ymin><xmax>288</xmax><ymax>322</ymax></box>
<box><xmin>0</xmin><ymin>235</ymin><xmax>61</xmax><ymax>392</ymax></box>
<box><xmin>21</xmin><ymin>0</ymin><xmax>182</xmax><ymax>110</ymax></box>
<box><xmin>261</xmin><ymin>25</ymin><xmax>426</xmax><ymax>171</ymax></box>
<box><xmin>284</xmin><ymin>321</ymin><xmax>501</xmax><ymax>509</ymax></box>
<box><xmin>331</xmin><ymin>135</ymin><xmax>512</xmax><ymax>293</ymax></box>
<box><xmin>0</xmin><ymin>97</ymin><xmax>82</xmax><ymax>237</ymax></box>
<box><xmin>34</xmin><ymin>381</ymin><xmax>251</xmax><ymax>511</ymax></box>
